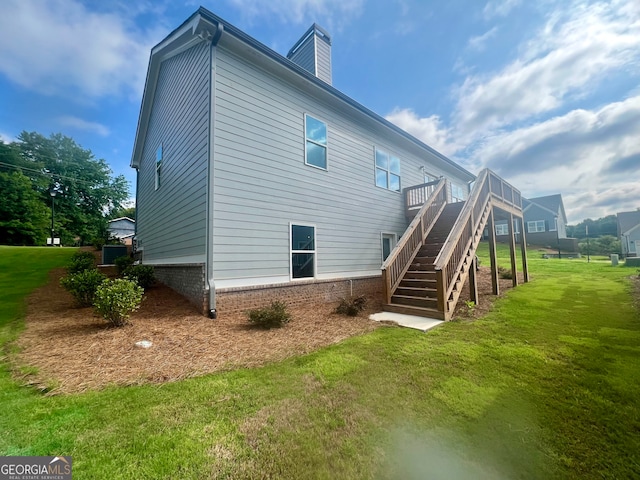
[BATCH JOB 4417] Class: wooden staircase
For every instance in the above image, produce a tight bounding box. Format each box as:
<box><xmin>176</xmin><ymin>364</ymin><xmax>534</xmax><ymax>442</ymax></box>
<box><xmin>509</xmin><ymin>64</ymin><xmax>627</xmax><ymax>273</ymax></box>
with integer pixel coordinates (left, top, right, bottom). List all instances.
<box><xmin>385</xmin><ymin>203</ymin><xmax>463</xmax><ymax>318</ymax></box>
<box><xmin>382</xmin><ymin>169</ymin><xmax>526</xmax><ymax>321</ymax></box>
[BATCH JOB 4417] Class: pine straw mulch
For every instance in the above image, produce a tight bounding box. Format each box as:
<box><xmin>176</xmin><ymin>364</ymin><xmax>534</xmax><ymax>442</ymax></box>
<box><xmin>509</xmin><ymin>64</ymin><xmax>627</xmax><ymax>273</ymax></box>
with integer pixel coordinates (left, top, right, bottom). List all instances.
<box><xmin>12</xmin><ymin>265</ymin><xmax>523</xmax><ymax>395</ymax></box>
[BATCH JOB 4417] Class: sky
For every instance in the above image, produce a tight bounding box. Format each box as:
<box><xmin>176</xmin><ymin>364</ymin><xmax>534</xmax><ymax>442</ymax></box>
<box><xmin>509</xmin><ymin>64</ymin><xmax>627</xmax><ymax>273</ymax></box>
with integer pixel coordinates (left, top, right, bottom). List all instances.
<box><xmin>0</xmin><ymin>0</ymin><xmax>638</xmax><ymax>223</ymax></box>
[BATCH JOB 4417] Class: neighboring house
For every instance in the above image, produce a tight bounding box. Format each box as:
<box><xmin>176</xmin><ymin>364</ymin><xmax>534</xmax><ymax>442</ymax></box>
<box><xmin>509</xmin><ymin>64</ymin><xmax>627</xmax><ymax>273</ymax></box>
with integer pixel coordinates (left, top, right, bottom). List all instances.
<box><xmin>131</xmin><ymin>8</ymin><xmax>520</xmax><ymax>319</ymax></box>
<box><xmin>617</xmin><ymin>210</ymin><xmax>640</xmax><ymax>257</ymax></box>
<box><xmin>107</xmin><ymin>217</ymin><xmax>135</xmax><ymax>245</ymax></box>
<box><xmin>494</xmin><ymin>194</ymin><xmax>568</xmax><ymax>246</ymax></box>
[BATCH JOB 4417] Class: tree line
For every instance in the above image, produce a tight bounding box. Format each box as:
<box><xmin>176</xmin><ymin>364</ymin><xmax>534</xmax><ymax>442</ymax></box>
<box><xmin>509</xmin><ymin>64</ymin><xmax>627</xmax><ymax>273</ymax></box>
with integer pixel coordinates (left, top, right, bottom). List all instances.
<box><xmin>0</xmin><ymin>132</ymin><xmax>130</xmax><ymax>246</ymax></box>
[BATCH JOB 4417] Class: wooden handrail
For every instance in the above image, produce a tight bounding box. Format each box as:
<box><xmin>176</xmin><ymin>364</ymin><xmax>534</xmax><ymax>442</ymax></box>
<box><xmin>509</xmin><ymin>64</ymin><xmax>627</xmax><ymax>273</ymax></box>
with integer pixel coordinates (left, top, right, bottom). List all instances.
<box><xmin>433</xmin><ymin>168</ymin><xmax>522</xmax><ymax>318</ymax></box>
<box><xmin>404</xmin><ymin>179</ymin><xmax>441</xmax><ymax>212</ymax></box>
<box><xmin>381</xmin><ymin>178</ymin><xmax>447</xmax><ymax>304</ymax></box>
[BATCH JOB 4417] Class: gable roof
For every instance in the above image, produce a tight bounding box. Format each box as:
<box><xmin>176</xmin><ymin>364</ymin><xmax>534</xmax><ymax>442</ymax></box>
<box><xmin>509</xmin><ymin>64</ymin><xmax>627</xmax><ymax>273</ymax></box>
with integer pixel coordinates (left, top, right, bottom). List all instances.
<box><xmin>130</xmin><ymin>7</ymin><xmax>475</xmax><ymax>183</ymax></box>
<box><xmin>523</xmin><ymin>194</ymin><xmax>566</xmax><ymax>223</ymax></box>
<box><xmin>617</xmin><ymin>210</ymin><xmax>640</xmax><ymax>235</ymax></box>
<box><xmin>108</xmin><ymin>217</ymin><xmax>135</xmax><ymax>224</ymax></box>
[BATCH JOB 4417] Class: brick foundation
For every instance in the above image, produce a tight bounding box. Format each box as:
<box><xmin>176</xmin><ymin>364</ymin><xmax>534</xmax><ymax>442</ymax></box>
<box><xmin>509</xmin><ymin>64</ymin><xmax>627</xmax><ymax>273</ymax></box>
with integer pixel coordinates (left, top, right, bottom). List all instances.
<box><xmin>214</xmin><ymin>276</ymin><xmax>384</xmax><ymax>317</ymax></box>
<box><xmin>152</xmin><ymin>264</ymin><xmax>207</xmax><ymax>311</ymax></box>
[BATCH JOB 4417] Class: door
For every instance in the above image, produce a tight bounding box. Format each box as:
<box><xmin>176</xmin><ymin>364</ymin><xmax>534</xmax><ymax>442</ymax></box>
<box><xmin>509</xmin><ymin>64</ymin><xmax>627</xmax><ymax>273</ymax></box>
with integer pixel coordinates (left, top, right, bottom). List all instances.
<box><xmin>381</xmin><ymin>233</ymin><xmax>397</xmax><ymax>262</ymax></box>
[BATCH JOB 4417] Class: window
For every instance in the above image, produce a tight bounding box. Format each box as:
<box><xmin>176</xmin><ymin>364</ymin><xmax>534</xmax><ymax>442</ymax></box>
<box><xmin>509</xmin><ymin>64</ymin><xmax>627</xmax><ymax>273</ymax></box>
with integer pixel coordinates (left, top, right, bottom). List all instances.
<box><xmin>155</xmin><ymin>145</ymin><xmax>163</xmax><ymax>190</ymax></box>
<box><xmin>291</xmin><ymin>224</ymin><xmax>316</xmax><ymax>279</ymax></box>
<box><xmin>305</xmin><ymin>115</ymin><xmax>327</xmax><ymax>169</ymax></box>
<box><xmin>381</xmin><ymin>233</ymin><xmax>397</xmax><ymax>262</ymax></box>
<box><xmin>550</xmin><ymin>217</ymin><xmax>558</xmax><ymax>231</ymax></box>
<box><xmin>375</xmin><ymin>148</ymin><xmax>401</xmax><ymax>191</ymax></box>
<box><xmin>528</xmin><ymin>220</ymin><xmax>545</xmax><ymax>233</ymax></box>
<box><xmin>495</xmin><ymin>224</ymin><xmax>509</xmax><ymax>236</ymax></box>
<box><xmin>451</xmin><ymin>183</ymin><xmax>465</xmax><ymax>202</ymax></box>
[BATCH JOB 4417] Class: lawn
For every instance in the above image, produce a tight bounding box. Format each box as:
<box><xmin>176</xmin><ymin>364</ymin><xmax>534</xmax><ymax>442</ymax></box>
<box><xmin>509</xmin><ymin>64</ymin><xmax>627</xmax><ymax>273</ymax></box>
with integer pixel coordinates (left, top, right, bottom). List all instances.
<box><xmin>1</xmin><ymin>244</ymin><xmax>639</xmax><ymax>479</ymax></box>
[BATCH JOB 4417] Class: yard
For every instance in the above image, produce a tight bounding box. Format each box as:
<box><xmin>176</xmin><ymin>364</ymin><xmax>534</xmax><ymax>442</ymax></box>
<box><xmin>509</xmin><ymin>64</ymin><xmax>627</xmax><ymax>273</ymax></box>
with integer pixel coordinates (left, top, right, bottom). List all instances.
<box><xmin>1</xmin><ymin>244</ymin><xmax>639</xmax><ymax>479</ymax></box>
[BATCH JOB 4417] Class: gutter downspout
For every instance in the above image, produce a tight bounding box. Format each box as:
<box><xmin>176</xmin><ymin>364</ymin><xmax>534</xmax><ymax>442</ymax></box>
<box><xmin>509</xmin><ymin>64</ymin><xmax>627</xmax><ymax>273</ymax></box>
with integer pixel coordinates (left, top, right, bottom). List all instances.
<box><xmin>206</xmin><ymin>22</ymin><xmax>224</xmax><ymax>319</ymax></box>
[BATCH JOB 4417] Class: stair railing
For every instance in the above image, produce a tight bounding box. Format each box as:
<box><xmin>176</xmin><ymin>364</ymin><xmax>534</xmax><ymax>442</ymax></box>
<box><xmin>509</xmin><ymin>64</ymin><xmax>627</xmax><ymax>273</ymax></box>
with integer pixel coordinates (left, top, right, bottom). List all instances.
<box><xmin>433</xmin><ymin>168</ymin><xmax>522</xmax><ymax>319</ymax></box>
<box><xmin>381</xmin><ymin>178</ymin><xmax>447</xmax><ymax>304</ymax></box>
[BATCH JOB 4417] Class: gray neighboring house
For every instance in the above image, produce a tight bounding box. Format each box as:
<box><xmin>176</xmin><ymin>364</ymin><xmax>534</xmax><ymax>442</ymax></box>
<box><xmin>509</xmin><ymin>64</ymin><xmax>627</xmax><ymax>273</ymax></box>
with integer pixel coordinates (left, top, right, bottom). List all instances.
<box><xmin>107</xmin><ymin>217</ymin><xmax>135</xmax><ymax>245</ymax></box>
<box><xmin>617</xmin><ymin>210</ymin><xmax>640</xmax><ymax>257</ymax></box>
<box><xmin>495</xmin><ymin>194</ymin><xmax>568</xmax><ymax>246</ymax></box>
<box><xmin>130</xmin><ymin>7</ymin><xmax>475</xmax><ymax>316</ymax></box>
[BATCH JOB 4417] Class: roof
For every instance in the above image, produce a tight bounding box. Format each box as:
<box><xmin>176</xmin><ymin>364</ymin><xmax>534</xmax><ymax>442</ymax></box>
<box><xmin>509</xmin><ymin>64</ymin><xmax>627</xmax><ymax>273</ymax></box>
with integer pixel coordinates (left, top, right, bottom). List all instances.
<box><xmin>617</xmin><ymin>210</ymin><xmax>640</xmax><ymax>235</ymax></box>
<box><xmin>108</xmin><ymin>217</ymin><xmax>135</xmax><ymax>224</ymax></box>
<box><xmin>130</xmin><ymin>7</ymin><xmax>475</xmax><ymax>182</ymax></box>
<box><xmin>523</xmin><ymin>194</ymin><xmax>567</xmax><ymax>223</ymax></box>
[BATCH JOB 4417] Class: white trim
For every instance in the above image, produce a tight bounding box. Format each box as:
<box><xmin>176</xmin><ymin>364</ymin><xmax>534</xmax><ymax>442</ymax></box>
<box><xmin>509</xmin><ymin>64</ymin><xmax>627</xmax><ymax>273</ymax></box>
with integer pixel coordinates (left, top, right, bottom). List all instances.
<box><xmin>290</xmin><ymin>222</ymin><xmax>317</xmax><ymax>280</ymax></box>
<box><xmin>527</xmin><ymin>220</ymin><xmax>545</xmax><ymax>233</ymax></box>
<box><xmin>142</xmin><ymin>254</ymin><xmax>206</xmax><ymax>265</ymax></box>
<box><xmin>215</xmin><ymin>275</ymin><xmax>291</xmax><ymax>289</ymax></box>
<box><xmin>216</xmin><ymin>270</ymin><xmax>381</xmax><ymax>290</ymax></box>
<box><xmin>304</xmin><ymin>113</ymin><xmax>328</xmax><ymax>170</ymax></box>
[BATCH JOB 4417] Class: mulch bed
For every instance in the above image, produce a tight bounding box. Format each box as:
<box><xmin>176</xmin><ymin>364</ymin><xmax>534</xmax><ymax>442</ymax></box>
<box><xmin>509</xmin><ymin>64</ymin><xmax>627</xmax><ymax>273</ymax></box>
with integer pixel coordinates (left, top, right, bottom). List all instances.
<box><xmin>13</xmin><ymin>265</ymin><xmax>522</xmax><ymax>395</ymax></box>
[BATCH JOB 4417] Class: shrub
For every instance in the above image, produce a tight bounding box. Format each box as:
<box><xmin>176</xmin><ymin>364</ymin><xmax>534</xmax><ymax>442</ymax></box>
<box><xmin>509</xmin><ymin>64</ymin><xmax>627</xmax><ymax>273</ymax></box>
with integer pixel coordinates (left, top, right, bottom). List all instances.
<box><xmin>335</xmin><ymin>295</ymin><xmax>367</xmax><ymax>316</ymax></box>
<box><xmin>114</xmin><ymin>255</ymin><xmax>134</xmax><ymax>275</ymax></box>
<box><xmin>60</xmin><ymin>269</ymin><xmax>107</xmax><ymax>307</ymax></box>
<box><xmin>498</xmin><ymin>266</ymin><xmax>513</xmax><ymax>279</ymax></box>
<box><xmin>93</xmin><ymin>278</ymin><xmax>144</xmax><ymax>327</ymax></box>
<box><xmin>67</xmin><ymin>251</ymin><xmax>96</xmax><ymax>274</ymax></box>
<box><xmin>123</xmin><ymin>264</ymin><xmax>155</xmax><ymax>288</ymax></box>
<box><xmin>92</xmin><ymin>237</ymin><xmax>105</xmax><ymax>251</ymax></box>
<box><xmin>247</xmin><ymin>301</ymin><xmax>291</xmax><ymax>329</ymax></box>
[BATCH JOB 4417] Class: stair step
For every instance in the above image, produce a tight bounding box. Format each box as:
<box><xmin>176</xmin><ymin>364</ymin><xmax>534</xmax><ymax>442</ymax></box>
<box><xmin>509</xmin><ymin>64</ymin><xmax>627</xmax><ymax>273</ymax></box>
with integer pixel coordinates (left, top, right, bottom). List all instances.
<box><xmin>391</xmin><ymin>294</ymin><xmax>438</xmax><ymax>309</ymax></box>
<box><xmin>383</xmin><ymin>303</ymin><xmax>445</xmax><ymax>320</ymax></box>
<box><xmin>399</xmin><ymin>278</ymin><xmax>436</xmax><ymax>288</ymax></box>
<box><xmin>404</xmin><ymin>271</ymin><xmax>437</xmax><ymax>280</ymax></box>
<box><xmin>395</xmin><ymin>286</ymin><xmax>437</xmax><ymax>297</ymax></box>
<box><xmin>409</xmin><ymin>262</ymin><xmax>436</xmax><ymax>271</ymax></box>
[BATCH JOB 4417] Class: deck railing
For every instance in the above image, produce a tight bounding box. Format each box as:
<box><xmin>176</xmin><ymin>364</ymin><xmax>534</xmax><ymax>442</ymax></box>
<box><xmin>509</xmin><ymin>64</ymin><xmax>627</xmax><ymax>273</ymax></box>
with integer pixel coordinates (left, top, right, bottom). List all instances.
<box><xmin>381</xmin><ymin>178</ymin><xmax>447</xmax><ymax>304</ymax></box>
<box><xmin>404</xmin><ymin>179</ymin><xmax>441</xmax><ymax>213</ymax></box>
<box><xmin>433</xmin><ymin>169</ymin><xmax>521</xmax><ymax>318</ymax></box>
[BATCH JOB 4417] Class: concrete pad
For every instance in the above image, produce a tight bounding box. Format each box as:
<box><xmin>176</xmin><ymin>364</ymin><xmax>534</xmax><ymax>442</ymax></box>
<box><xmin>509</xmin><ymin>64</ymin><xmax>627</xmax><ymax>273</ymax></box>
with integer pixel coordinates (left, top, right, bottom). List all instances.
<box><xmin>369</xmin><ymin>312</ymin><xmax>444</xmax><ymax>332</ymax></box>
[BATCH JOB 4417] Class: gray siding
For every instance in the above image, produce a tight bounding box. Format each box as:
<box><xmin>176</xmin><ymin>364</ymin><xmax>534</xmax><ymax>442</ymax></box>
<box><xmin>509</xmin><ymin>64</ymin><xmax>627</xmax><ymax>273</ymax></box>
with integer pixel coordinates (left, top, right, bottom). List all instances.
<box><xmin>315</xmin><ymin>36</ymin><xmax>332</xmax><ymax>85</ymax></box>
<box><xmin>136</xmin><ymin>42</ymin><xmax>210</xmax><ymax>262</ymax></box>
<box><xmin>212</xmin><ymin>47</ymin><xmax>468</xmax><ymax>286</ymax></box>
<box><xmin>287</xmin><ymin>35</ymin><xmax>316</xmax><ymax>76</ymax></box>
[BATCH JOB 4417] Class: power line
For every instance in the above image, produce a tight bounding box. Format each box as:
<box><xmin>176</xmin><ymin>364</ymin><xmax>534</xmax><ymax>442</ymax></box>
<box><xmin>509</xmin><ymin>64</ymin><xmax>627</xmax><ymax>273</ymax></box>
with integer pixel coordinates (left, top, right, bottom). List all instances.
<box><xmin>0</xmin><ymin>161</ymin><xmax>123</xmax><ymax>188</ymax></box>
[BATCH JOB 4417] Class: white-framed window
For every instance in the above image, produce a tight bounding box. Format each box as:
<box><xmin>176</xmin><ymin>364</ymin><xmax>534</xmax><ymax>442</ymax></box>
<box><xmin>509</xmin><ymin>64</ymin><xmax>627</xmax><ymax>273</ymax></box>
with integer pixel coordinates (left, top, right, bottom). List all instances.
<box><xmin>290</xmin><ymin>223</ymin><xmax>316</xmax><ymax>279</ymax></box>
<box><xmin>155</xmin><ymin>145</ymin><xmax>163</xmax><ymax>190</ymax></box>
<box><xmin>496</xmin><ymin>224</ymin><xmax>509</xmax><ymax>236</ymax></box>
<box><xmin>550</xmin><ymin>217</ymin><xmax>558</xmax><ymax>231</ymax></box>
<box><xmin>528</xmin><ymin>220</ymin><xmax>545</xmax><ymax>233</ymax></box>
<box><xmin>451</xmin><ymin>183</ymin><xmax>465</xmax><ymax>202</ymax></box>
<box><xmin>304</xmin><ymin>114</ymin><xmax>327</xmax><ymax>170</ymax></box>
<box><xmin>375</xmin><ymin>148</ymin><xmax>401</xmax><ymax>191</ymax></box>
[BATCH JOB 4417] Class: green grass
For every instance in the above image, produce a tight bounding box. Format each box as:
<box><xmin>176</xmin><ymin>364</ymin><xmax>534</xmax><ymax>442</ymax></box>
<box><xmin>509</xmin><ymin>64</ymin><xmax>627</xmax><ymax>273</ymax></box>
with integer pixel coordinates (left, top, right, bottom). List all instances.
<box><xmin>1</xmin><ymin>244</ymin><xmax>639</xmax><ymax>479</ymax></box>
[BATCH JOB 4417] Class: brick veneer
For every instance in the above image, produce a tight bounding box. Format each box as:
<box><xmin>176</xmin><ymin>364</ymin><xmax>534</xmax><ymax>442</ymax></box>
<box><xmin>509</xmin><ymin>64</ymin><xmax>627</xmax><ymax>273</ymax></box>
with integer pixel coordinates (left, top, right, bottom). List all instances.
<box><xmin>152</xmin><ymin>264</ymin><xmax>207</xmax><ymax>311</ymax></box>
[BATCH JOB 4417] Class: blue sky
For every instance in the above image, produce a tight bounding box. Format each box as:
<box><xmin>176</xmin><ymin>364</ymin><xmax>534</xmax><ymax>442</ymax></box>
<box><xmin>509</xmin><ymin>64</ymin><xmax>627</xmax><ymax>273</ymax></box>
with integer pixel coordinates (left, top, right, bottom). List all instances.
<box><xmin>0</xmin><ymin>0</ymin><xmax>638</xmax><ymax>223</ymax></box>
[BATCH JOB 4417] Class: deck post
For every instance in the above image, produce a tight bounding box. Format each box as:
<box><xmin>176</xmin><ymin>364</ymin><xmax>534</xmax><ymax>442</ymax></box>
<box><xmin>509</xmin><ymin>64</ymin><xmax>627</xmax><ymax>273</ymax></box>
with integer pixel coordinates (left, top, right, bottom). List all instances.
<box><xmin>488</xmin><ymin>208</ymin><xmax>499</xmax><ymax>296</ymax></box>
<box><xmin>508</xmin><ymin>213</ymin><xmax>518</xmax><ymax>287</ymax></box>
<box><xmin>519</xmin><ymin>216</ymin><xmax>530</xmax><ymax>283</ymax></box>
<box><xmin>469</xmin><ymin>256</ymin><xmax>478</xmax><ymax>305</ymax></box>
<box><xmin>436</xmin><ymin>268</ymin><xmax>446</xmax><ymax>315</ymax></box>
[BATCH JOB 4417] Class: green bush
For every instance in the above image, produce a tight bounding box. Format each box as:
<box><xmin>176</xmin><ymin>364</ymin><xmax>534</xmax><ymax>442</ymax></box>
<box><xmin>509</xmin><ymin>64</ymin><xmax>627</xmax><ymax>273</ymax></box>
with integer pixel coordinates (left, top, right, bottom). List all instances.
<box><xmin>114</xmin><ymin>255</ymin><xmax>134</xmax><ymax>275</ymax></box>
<box><xmin>247</xmin><ymin>301</ymin><xmax>291</xmax><ymax>329</ymax></box>
<box><xmin>123</xmin><ymin>264</ymin><xmax>155</xmax><ymax>288</ymax></box>
<box><xmin>92</xmin><ymin>237</ymin><xmax>105</xmax><ymax>251</ymax></box>
<box><xmin>498</xmin><ymin>266</ymin><xmax>513</xmax><ymax>279</ymax></box>
<box><xmin>335</xmin><ymin>295</ymin><xmax>367</xmax><ymax>316</ymax></box>
<box><xmin>67</xmin><ymin>251</ymin><xmax>96</xmax><ymax>274</ymax></box>
<box><xmin>60</xmin><ymin>269</ymin><xmax>107</xmax><ymax>307</ymax></box>
<box><xmin>93</xmin><ymin>278</ymin><xmax>144</xmax><ymax>327</ymax></box>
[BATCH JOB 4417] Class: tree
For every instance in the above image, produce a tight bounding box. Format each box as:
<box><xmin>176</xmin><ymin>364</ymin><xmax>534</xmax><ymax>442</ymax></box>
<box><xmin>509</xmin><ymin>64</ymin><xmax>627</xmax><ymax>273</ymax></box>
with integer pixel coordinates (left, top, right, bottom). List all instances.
<box><xmin>2</xmin><ymin>132</ymin><xmax>130</xmax><ymax>245</ymax></box>
<box><xmin>0</xmin><ymin>171</ymin><xmax>50</xmax><ymax>245</ymax></box>
<box><xmin>567</xmin><ymin>215</ymin><xmax>618</xmax><ymax>238</ymax></box>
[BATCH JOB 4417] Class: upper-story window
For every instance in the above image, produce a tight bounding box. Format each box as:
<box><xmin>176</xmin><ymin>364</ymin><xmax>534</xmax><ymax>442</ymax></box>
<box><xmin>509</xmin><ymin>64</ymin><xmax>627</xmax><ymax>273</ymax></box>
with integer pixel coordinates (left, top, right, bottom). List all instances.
<box><xmin>375</xmin><ymin>148</ymin><xmax>401</xmax><ymax>191</ymax></box>
<box><xmin>451</xmin><ymin>183</ymin><xmax>465</xmax><ymax>202</ymax></box>
<box><xmin>305</xmin><ymin>114</ymin><xmax>327</xmax><ymax>170</ymax></box>
<box><xmin>155</xmin><ymin>145</ymin><xmax>163</xmax><ymax>190</ymax></box>
<box><xmin>528</xmin><ymin>220</ymin><xmax>545</xmax><ymax>233</ymax></box>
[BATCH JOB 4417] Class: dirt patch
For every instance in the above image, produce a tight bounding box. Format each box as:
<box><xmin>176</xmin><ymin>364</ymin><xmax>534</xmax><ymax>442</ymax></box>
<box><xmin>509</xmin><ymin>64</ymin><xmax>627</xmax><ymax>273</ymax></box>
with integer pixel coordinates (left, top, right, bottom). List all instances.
<box><xmin>13</xmin><ymin>264</ymin><xmax>522</xmax><ymax>394</ymax></box>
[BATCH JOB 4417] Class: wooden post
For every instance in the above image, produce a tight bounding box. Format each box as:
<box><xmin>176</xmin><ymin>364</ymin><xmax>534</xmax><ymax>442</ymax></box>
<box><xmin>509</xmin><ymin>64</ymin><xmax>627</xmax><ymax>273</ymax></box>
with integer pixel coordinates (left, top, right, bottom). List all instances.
<box><xmin>508</xmin><ymin>213</ymin><xmax>518</xmax><ymax>287</ymax></box>
<box><xmin>488</xmin><ymin>208</ymin><xmax>499</xmax><ymax>296</ymax></box>
<box><xmin>436</xmin><ymin>268</ymin><xmax>446</xmax><ymax>316</ymax></box>
<box><xmin>382</xmin><ymin>269</ymin><xmax>391</xmax><ymax>304</ymax></box>
<box><xmin>519</xmin><ymin>216</ymin><xmax>530</xmax><ymax>283</ymax></box>
<box><xmin>469</xmin><ymin>256</ymin><xmax>478</xmax><ymax>306</ymax></box>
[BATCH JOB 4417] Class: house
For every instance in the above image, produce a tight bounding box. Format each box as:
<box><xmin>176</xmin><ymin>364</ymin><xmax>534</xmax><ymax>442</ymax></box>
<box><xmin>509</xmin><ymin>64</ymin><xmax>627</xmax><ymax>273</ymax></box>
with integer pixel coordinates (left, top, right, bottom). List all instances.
<box><xmin>617</xmin><ymin>210</ymin><xmax>640</xmax><ymax>257</ymax></box>
<box><xmin>107</xmin><ymin>217</ymin><xmax>135</xmax><ymax>245</ymax></box>
<box><xmin>131</xmin><ymin>7</ymin><xmax>527</xmax><ymax>320</ymax></box>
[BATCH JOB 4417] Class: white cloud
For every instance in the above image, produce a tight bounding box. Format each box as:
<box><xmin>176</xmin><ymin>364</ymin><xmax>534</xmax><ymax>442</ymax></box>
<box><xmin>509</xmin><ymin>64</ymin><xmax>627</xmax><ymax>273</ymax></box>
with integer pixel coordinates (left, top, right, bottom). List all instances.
<box><xmin>0</xmin><ymin>0</ymin><xmax>160</xmax><ymax>99</ymax></box>
<box><xmin>455</xmin><ymin>0</ymin><xmax>640</xmax><ymax>134</ymax></box>
<box><xmin>0</xmin><ymin>132</ymin><xmax>16</xmax><ymax>144</ymax></box>
<box><xmin>467</xmin><ymin>27</ymin><xmax>498</xmax><ymax>52</ymax></box>
<box><xmin>57</xmin><ymin>116</ymin><xmax>110</xmax><ymax>137</ymax></box>
<box><xmin>385</xmin><ymin>108</ymin><xmax>460</xmax><ymax>157</ymax></box>
<box><xmin>226</xmin><ymin>0</ymin><xmax>364</xmax><ymax>29</ymax></box>
<box><xmin>483</xmin><ymin>0</ymin><xmax>521</xmax><ymax>19</ymax></box>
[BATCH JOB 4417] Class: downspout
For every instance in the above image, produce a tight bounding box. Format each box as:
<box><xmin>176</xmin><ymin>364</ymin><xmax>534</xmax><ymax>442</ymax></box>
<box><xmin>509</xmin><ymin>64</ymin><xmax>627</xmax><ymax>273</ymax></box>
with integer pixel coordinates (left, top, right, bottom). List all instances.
<box><xmin>205</xmin><ymin>23</ymin><xmax>224</xmax><ymax>319</ymax></box>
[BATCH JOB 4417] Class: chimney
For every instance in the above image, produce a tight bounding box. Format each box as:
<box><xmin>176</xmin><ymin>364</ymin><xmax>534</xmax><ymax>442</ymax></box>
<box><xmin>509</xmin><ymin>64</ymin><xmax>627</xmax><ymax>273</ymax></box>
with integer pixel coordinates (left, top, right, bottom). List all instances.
<box><xmin>287</xmin><ymin>24</ymin><xmax>332</xmax><ymax>85</ymax></box>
